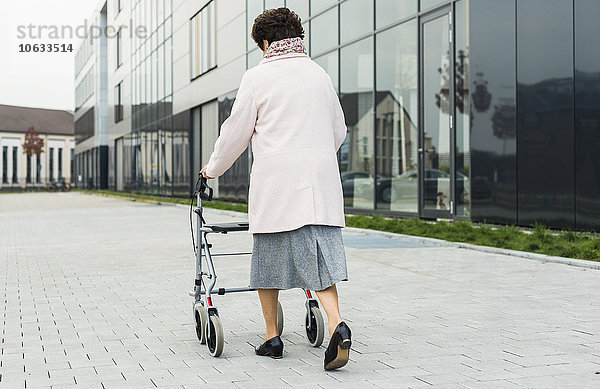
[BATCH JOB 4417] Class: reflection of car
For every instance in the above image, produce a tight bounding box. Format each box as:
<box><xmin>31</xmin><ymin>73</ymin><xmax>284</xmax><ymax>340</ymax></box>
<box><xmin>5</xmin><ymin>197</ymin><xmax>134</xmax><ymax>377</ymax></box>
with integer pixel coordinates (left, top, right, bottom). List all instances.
<box><xmin>341</xmin><ymin>171</ymin><xmax>371</xmax><ymax>200</ymax></box>
<box><xmin>379</xmin><ymin>169</ymin><xmax>470</xmax><ymax>206</ymax></box>
<box><xmin>341</xmin><ymin>171</ymin><xmax>400</xmax><ymax>203</ymax></box>
<box><xmin>341</xmin><ymin>169</ymin><xmax>470</xmax><ymax>206</ymax></box>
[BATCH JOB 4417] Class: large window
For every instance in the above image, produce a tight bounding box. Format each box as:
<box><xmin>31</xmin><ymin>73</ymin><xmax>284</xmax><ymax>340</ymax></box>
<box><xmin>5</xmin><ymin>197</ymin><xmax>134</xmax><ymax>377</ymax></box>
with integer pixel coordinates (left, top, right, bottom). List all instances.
<box><xmin>314</xmin><ymin>50</ymin><xmax>339</xmax><ymax>92</ymax></box>
<box><xmin>340</xmin><ymin>0</ymin><xmax>373</xmax><ymax>44</ymax></box>
<box><xmin>340</xmin><ymin>37</ymin><xmax>374</xmax><ymax>209</ymax></box>
<box><xmin>26</xmin><ymin>155</ymin><xmax>32</xmax><ymax>184</ymax></box>
<box><xmin>115</xmin><ymin>82</ymin><xmax>123</xmax><ymax>122</ymax></box>
<box><xmin>310</xmin><ymin>7</ymin><xmax>338</xmax><ymax>56</ymax></box>
<box><xmin>375</xmin><ymin>20</ymin><xmax>419</xmax><ymax>212</ymax></box>
<box><xmin>116</xmin><ymin>28</ymin><xmax>122</xmax><ymax>68</ymax></box>
<box><xmin>190</xmin><ymin>1</ymin><xmax>216</xmax><ymax>79</ymax></box>
<box><xmin>12</xmin><ymin>147</ymin><xmax>18</xmax><ymax>184</ymax></box>
<box><xmin>58</xmin><ymin>148</ymin><xmax>63</xmax><ymax>180</ymax></box>
<box><xmin>376</xmin><ymin>0</ymin><xmax>417</xmax><ymax>28</ymax></box>
<box><xmin>2</xmin><ymin>146</ymin><xmax>7</xmax><ymax>184</ymax></box>
<box><xmin>49</xmin><ymin>147</ymin><xmax>54</xmax><ymax>181</ymax></box>
<box><xmin>455</xmin><ymin>0</ymin><xmax>470</xmax><ymax>216</ymax></box>
<box><xmin>75</xmin><ymin>67</ymin><xmax>94</xmax><ymax>110</ymax></box>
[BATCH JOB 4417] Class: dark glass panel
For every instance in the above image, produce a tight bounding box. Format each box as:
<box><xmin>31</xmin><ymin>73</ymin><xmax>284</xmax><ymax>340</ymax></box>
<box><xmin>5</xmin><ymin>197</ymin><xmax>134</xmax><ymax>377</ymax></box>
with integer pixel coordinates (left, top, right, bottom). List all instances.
<box><xmin>49</xmin><ymin>147</ymin><xmax>54</xmax><ymax>182</ymax></box>
<box><xmin>74</xmin><ymin>107</ymin><xmax>95</xmax><ymax>142</ymax></box>
<box><xmin>11</xmin><ymin>147</ymin><xmax>18</xmax><ymax>184</ymax></box>
<box><xmin>375</xmin><ymin>20</ymin><xmax>418</xmax><ymax>212</ymax></box>
<box><xmin>340</xmin><ymin>37</ymin><xmax>374</xmax><ymax>210</ymax></box>
<box><xmin>58</xmin><ymin>148</ymin><xmax>63</xmax><ymax>180</ymax></box>
<box><xmin>376</xmin><ymin>0</ymin><xmax>416</xmax><ymax>29</ymax></box>
<box><xmin>469</xmin><ymin>0</ymin><xmax>516</xmax><ymax>224</ymax></box>
<box><xmin>314</xmin><ymin>50</ymin><xmax>338</xmax><ymax>92</ymax></box>
<box><xmin>172</xmin><ymin>112</ymin><xmax>190</xmax><ymax>196</ymax></box>
<box><xmin>575</xmin><ymin>0</ymin><xmax>600</xmax><ymax>230</ymax></box>
<box><xmin>517</xmin><ymin>0</ymin><xmax>574</xmax><ymax>228</ymax></box>
<box><xmin>2</xmin><ymin>146</ymin><xmax>7</xmax><ymax>184</ymax></box>
<box><xmin>340</xmin><ymin>0</ymin><xmax>373</xmax><ymax>44</ymax></box>
<box><xmin>26</xmin><ymin>155</ymin><xmax>32</xmax><ymax>184</ymax></box>
<box><xmin>218</xmin><ymin>91</ymin><xmax>251</xmax><ymax>202</ymax></box>
<box><xmin>455</xmin><ymin>0</ymin><xmax>470</xmax><ymax>216</ymax></box>
<box><xmin>310</xmin><ymin>6</ymin><xmax>338</xmax><ymax>56</ymax></box>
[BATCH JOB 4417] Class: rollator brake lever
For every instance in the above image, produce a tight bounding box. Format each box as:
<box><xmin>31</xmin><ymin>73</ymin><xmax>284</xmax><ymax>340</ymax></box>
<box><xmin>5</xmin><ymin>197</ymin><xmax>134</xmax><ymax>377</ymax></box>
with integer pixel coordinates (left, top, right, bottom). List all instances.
<box><xmin>199</xmin><ymin>176</ymin><xmax>213</xmax><ymax>201</ymax></box>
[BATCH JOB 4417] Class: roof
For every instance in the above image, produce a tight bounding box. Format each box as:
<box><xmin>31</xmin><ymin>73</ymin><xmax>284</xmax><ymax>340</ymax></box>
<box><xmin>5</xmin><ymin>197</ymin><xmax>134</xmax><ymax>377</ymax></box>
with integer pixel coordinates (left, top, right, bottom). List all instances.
<box><xmin>0</xmin><ymin>104</ymin><xmax>74</xmax><ymax>135</ymax></box>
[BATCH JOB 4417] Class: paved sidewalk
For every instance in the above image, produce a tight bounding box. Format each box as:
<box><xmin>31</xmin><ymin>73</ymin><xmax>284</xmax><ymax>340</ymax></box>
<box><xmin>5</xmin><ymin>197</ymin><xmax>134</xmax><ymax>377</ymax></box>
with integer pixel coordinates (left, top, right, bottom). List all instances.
<box><xmin>1</xmin><ymin>192</ymin><xmax>599</xmax><ymax>388</ymax></box>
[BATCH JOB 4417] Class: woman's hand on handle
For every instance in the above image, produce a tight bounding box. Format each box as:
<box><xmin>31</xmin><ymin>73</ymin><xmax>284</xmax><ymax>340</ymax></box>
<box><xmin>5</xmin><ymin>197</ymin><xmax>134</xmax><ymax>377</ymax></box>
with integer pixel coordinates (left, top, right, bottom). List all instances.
<box><xmin>201</xmin><ymin>165</ymin><xmax>214</xmax><ymax>179</ymax></box>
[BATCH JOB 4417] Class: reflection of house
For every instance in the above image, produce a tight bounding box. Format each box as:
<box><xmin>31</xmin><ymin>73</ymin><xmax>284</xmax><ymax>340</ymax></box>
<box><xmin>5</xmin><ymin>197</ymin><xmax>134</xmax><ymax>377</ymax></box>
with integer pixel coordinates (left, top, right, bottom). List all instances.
<box><xmin>0</xmin><ymin>104</ymin><xmax>74</xmax><ymax>190</ymax></box>
<box><xmin>341</xmin><ymin>91</ymin><xmax>418</xmax><ymax>179</ymax></box>
<box><xmin>375</xmin><ymin>91</ymin><xmax>418</xmax><ymax>178</ymax></box>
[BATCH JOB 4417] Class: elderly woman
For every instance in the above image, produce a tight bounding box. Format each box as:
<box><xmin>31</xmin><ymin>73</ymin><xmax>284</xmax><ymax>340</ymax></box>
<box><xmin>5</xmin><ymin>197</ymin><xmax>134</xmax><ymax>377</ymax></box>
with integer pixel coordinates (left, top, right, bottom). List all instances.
<box><xmin>201</xmin><ymin>7</ymin><xmax>351</xmax><ymax>370</ymax></box>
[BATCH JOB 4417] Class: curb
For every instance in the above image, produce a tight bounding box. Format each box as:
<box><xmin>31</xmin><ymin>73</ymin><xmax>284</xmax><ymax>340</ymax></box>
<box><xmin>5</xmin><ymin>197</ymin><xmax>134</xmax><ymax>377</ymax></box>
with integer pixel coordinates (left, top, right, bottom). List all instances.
<box><xmin>344</xmin><ymin>227</ymin><xmax>600</xmax><ymax>271</ymax></box>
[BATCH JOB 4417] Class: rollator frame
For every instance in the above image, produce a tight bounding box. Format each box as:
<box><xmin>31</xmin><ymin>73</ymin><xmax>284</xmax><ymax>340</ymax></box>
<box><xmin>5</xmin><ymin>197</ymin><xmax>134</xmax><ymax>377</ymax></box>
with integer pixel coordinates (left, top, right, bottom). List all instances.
<box><xmin>189</xmin><ymin>174</ymin><xmax>325</xmax><ymax>357</ymax></box>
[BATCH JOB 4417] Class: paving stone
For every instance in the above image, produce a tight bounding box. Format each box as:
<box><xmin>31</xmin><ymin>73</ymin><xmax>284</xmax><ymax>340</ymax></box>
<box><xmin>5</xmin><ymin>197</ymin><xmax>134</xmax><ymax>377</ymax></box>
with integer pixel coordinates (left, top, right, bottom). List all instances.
<box><xmin>1</xmin><ymin>192</ymin><xmax>599</xmax><ymax>388</ymax></box>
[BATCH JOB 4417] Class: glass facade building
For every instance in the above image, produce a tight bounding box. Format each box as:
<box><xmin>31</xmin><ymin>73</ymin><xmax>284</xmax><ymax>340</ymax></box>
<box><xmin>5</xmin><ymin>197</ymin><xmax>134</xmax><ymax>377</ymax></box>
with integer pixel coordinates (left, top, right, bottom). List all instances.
<box><xmin>76</xmin><ymin>0</ymin><xmax>600</xmax><ymax>231</ymax></box>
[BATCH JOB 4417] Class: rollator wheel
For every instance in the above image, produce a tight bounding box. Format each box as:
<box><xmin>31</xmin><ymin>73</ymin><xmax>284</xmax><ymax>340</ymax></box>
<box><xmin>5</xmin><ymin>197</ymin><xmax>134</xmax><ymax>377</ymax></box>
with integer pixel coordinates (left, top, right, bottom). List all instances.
<box><xmin>206</xmin><ymin>315</ymin><xmax>224</xmax><ymax>357</ymax></box>
<box><xmin>194</xmin><ymin>304</ymin><xmax>207</xmax><ymax>344</ymax></box>
<box><xmin>277</xmin><ymin>301</ymin><xmax>284</xmax><ymax>336</ymax></box>
<box><xmin>305</xmin><ymin>306</ymin><xmax>324</xmax><ymax>347</ymax></box>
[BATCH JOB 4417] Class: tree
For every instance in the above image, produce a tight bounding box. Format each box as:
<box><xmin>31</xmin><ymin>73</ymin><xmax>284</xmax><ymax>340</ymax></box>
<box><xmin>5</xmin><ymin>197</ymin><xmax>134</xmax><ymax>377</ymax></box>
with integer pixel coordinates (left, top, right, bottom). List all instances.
<box><xmin>22</xmin><ymin>126</ymin><xmax>44</xmax><ymax>157</ymax></box>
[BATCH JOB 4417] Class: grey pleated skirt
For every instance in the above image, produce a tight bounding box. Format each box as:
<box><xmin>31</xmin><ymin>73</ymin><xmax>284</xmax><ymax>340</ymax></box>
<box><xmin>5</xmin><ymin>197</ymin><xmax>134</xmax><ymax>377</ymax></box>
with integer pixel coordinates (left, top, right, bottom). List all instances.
<box><xmin>249</xmin><ymin>225</ymin><xmax>348</xmax><ymax>291</ymax></box>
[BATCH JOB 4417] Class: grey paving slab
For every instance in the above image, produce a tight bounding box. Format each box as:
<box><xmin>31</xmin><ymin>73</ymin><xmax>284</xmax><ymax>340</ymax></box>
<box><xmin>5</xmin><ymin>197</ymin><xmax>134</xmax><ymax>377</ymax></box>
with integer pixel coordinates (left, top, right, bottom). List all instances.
<box><xmin>1</xmin><ymin>192</ymin><xmax>600</xmax><ymax>388</ymax></box>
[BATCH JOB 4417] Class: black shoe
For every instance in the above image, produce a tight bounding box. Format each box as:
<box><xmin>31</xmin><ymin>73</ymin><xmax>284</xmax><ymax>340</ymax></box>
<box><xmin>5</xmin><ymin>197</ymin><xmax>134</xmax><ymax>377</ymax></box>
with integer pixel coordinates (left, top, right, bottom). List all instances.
<box><xmin>324</xmin><ymin>322</ymin><xmax>352</xmax><ymax>370</ymax></box>
<box><xmin>255</xmin><ymin>336</ymin><xmax>283</xmax><ymax>359</ymax></box>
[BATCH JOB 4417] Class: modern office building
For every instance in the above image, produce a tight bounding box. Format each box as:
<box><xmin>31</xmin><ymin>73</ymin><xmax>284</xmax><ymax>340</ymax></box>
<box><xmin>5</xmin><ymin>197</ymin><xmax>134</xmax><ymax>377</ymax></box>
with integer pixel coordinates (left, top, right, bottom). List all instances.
<box><xmin>0</xmin><ymin>104</ymin><xmax>74</xmax><ymax>190</ymax></box>
<box><xmin>73</xmin><ymin>1</ymin><xmax>109</xmax><ymax>189</ymax></box>
<box><xmin>74</xmin><ymin>0</ymin><xmax>600</xmax><ymax>231</ymax></box>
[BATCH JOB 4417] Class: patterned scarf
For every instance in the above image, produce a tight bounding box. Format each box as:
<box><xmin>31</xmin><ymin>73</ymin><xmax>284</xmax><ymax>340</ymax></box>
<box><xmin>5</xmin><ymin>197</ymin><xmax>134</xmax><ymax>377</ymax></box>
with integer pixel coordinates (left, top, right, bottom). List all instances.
<box><xmin>263</xmin><ymin>37</ymin><xmax>307</xmax><ymax>58</ymax></box>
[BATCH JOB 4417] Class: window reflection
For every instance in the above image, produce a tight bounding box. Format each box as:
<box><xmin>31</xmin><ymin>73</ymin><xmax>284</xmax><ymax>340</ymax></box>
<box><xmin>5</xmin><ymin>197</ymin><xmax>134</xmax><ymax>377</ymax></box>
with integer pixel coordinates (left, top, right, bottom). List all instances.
<box><xmin>340</xmin><ymin>0</ymin><xmax>372</xmax><ymax>44</ymax></box>
<box><xmin>376</xmin><ymin>0</ymin><xmax>417</xmax><ymax>28</ymax></box>
<box><xmin>340</xmin><ymin>38</ymin><xmax>374</xmax><ymax>209</ymax></box>
<box><xmin>311</xmin><ymin>7</ymin><xmax>338</xmax><ymax>56</ymax></box>
<box><xmin>455</xmin><ymin>0</ymin><xmax>470</xmax><ymax>215</ymax></box>
<box><xmin>422</xmin><ymin>12</ymin><xmax>451</xmax><ymax>211</ymax></box>
<box><xmin>311</xmin><ymin>0</ymin><xmax>337</xmax><ymax>15</ymax></box>
<box><xmin>420</xmin><ymin>0</ymin><xmax>447</xmax><ymax>11</ymax></box>
<box><xmin>218</xmin><ymin>91</ymin><xmax>251</xmax><ymax>202</ymax></box>
<box><xmin>314</xmin><ymin>50</ymin><xmax>339</xmax><ymax>92</ymax></box>
<box><xmin>247</xmin><ymin>0</ymin><xmax>264</xmax><ymax>51</ymax></box>
<box><xmin>286</xmin><ymin>0</ymin><xmax>309</xmax><ymax>21</ymax></box>
<box><xmin>375</xmin><ymin>20</ymin><xmax>418</xmax><ymax>213</ymax></box>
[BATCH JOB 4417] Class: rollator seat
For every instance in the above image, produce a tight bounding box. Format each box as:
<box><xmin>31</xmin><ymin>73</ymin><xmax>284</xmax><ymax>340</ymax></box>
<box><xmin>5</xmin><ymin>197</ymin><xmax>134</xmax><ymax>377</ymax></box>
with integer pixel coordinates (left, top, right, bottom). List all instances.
<box><xmin>206</xmin><ymin>222</ymin><xmax>249</xmax><ymax>233</ymax></box>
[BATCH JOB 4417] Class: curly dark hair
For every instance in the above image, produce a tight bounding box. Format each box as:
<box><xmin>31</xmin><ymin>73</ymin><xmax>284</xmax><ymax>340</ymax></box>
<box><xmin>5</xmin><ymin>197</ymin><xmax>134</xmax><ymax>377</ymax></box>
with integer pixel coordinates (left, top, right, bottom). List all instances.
<box><xmin>251</xmin><ymin>7</ymin><xmax>305</xmax><ymax>51</ymax></box>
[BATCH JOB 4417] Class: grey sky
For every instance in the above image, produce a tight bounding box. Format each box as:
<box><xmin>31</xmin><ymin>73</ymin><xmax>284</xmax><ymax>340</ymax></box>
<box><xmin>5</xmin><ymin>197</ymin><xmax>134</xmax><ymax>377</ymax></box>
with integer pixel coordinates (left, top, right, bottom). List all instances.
<box><xmin>0</xmin><ymin>0</ymin><xmax>100</xmax><ymax>111</ymax></box>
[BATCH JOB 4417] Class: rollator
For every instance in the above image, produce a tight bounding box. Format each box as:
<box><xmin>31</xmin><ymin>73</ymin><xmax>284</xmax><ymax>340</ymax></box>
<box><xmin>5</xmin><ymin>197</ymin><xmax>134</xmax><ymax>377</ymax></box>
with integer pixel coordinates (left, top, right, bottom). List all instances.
<box><xmin>189</xmin><ymin>174</ymin><xmax>326</xmax><ymax>357</ymax></box>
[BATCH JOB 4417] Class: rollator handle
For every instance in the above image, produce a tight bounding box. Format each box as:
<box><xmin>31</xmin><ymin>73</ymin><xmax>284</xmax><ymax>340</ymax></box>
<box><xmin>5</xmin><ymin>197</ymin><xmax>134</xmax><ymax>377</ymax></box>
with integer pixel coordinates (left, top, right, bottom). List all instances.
<box><xmin>199</xmin><ymin>176</ymin><xmax>214</xmax><ymax>201</ymax></box>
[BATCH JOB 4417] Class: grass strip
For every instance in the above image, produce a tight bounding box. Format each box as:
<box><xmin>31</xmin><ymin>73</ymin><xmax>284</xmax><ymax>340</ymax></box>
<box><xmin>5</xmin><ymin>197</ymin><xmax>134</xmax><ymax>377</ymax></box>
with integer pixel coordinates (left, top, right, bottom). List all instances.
<box><xmin>79</xmin><ymin>189</ymin><xmax>599</xmax><ymax>262</ymax></box>
<box><xmin>78</xmin><ymin>189</ymin><xmax>248</xmax><ymax>213</ymax></box>
<box><xmin>345</xmin><ymin>214</ymin><xmax>600</xmax><ymax>262</ymax></box>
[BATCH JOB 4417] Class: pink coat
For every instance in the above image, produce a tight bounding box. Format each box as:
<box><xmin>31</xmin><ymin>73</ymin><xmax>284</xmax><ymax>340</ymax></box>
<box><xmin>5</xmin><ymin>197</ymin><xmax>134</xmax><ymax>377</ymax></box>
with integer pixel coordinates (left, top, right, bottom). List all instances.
<box><xmin>205</xmin><ymin>52</ymin><xmax>347</xmax><ymax>234</ymax></box>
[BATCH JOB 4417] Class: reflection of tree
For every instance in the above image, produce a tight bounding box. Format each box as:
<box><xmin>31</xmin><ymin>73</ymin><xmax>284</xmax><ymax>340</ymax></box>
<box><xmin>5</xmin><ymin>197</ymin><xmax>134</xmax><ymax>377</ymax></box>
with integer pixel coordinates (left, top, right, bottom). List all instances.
<box><xmin>472</xmin><ymin>72</ymin><xmax>492</xmax><ymax>113</ymax></box>
<box><xmin>435</xmin><ymin>49</ymin><xmax>469</xmax><ymax>114</ymax></box>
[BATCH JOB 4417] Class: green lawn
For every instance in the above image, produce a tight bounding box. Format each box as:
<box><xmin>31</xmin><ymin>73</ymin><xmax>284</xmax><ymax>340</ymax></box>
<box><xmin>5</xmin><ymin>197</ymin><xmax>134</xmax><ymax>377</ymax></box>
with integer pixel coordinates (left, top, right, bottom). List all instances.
<box><xmin>79</xmin><ymin>190</ymin><xmax>600</xmax><ymax>262</ymax></box>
